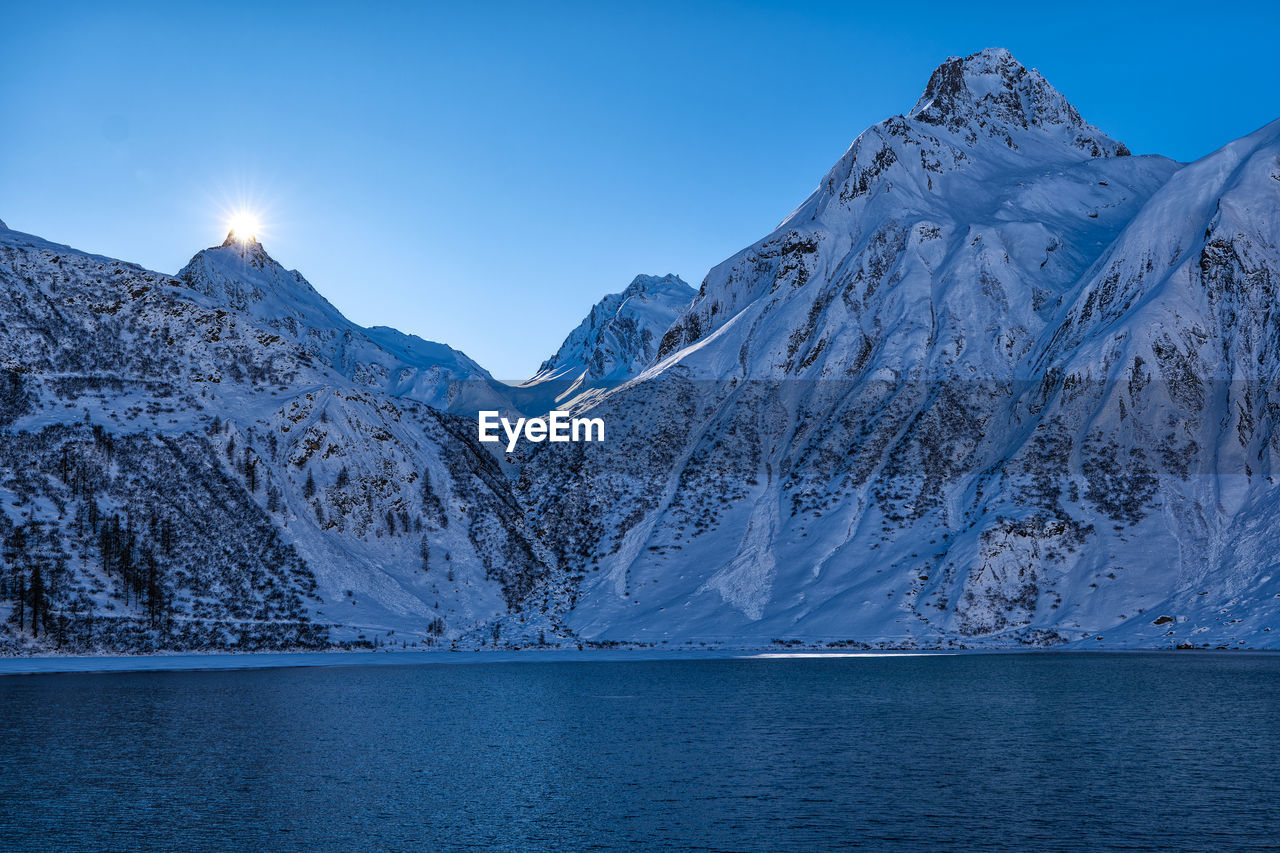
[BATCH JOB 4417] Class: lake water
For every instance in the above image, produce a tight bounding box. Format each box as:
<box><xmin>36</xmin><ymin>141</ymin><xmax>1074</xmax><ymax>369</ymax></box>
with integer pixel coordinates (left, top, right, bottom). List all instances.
<box><xmin>1</xmin><ymin>653</ymin><xmax>1277</xmax><ymax>851</ymax></box>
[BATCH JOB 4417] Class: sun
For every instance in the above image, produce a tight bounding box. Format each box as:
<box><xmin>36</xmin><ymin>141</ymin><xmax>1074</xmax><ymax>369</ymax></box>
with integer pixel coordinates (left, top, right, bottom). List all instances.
<box><xmin>226</xmin><ymin>210</ymin><xmax>261</xmax><ymax>243</ymax></box>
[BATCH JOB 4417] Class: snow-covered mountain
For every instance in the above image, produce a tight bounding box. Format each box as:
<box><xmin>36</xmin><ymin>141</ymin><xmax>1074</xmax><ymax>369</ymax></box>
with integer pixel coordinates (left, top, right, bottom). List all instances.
<box><xmin>3</xmin><ymin>47</ymin><xmax>1278</xmax><ymax>655</ymax></box>
<box><xmin>517</xmin><ymin>48</ymin><xmax>1280</xmax><ymax>651</ymax></box>
<box><xmin>517</xmin><ymin>274</ymin><xmax>693</xmax><ymax>411</ymax></box>
<box><xmin>0</xmin><ymin>223</ymin><xmax>548</xmax><ymax>653</ymax></box>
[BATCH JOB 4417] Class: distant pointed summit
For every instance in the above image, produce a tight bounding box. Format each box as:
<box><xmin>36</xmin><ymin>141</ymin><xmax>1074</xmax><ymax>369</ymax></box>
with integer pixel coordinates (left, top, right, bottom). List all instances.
<box><xmin>530</xmin><ymin>273</ymin><xmax>693</xmax><ymax>385</ymax></box>
<box><xmin>517</xmin><ymin>273</ymin><xmax>694</xmax><ymax>411</ymax></box>
<box><xmin>617</xmin><ymin>273</ymin><xmax>689</xmax><ymax>302</ymax></box>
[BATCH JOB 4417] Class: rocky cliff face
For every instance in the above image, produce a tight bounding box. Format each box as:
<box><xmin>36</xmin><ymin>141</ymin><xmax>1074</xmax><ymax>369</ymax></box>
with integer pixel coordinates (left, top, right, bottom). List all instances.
<box><xmin>517</xmin><ymin>49</ymin><xmax>1280</xmax><ymax>650</ymax></box>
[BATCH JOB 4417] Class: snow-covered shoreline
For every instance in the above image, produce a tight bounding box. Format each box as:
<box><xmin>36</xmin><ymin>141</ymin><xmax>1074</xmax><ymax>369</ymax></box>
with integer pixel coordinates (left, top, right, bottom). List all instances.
<box><xmin>3</xmin><ymin>646</ymin><xmax>1275</xmax><ymax>676</ymax></box>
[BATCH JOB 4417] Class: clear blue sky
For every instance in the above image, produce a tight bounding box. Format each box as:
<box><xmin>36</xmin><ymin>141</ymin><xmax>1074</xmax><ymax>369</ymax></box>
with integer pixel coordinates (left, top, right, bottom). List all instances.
<box><xmin>3</xmin><ymin>1</ymin><xmax>1277</xmax><ymax>379</ymax></box>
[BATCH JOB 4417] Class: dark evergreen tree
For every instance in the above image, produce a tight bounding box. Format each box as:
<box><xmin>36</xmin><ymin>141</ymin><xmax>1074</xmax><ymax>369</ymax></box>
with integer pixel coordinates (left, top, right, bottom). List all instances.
<box><xmin>28</xmin><ymin>562</ymin><xmax>45</xmax><ymax>638</ymax></box>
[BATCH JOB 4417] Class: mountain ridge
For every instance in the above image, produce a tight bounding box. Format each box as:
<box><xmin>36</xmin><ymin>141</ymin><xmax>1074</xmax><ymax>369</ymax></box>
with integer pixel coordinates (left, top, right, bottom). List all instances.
<box><xmin>177</xmin><ymin>234</ymin><xmax>515</xmax><ymax>416</ymax></box>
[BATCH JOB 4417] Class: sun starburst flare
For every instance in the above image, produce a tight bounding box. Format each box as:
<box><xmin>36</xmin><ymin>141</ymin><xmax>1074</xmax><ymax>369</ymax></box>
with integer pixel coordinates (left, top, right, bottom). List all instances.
<box><xmin>226</xmin><ymin>210</ymin><xmax>262</xmax><ymax>244</ymax></box>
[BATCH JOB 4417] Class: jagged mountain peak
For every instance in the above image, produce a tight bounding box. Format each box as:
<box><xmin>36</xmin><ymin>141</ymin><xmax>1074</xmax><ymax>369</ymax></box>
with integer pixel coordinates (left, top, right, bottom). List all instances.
<box><xmin>205</xmin><ymin>231</ymin><xmax>286</xmax><ymax>270</ymax></box>
<box><xmin>765</xmin><ymin>49</ymin><xmax>1133</xmax><ymax>234</ymax></box>
<box><xmin>909</xmin><ymin>48</ymin><xmax>1128</xmax><ymax>157</ymax></box>
<box><xmin>0</xmin><ymin>218</ymin><xmax>8</xmax><ymax>230</ymax></box>
<box><xmin>516</xmin><ymin>273</ymin><xmax>694</xmax><ymax>410</ymax></box>
<box><xmin>179</xmin><ymin>234</ymin><xmax>318</xmax><ymax>312</ymax></box>
<box><xmin>619</xmin><ymin>273</ymin><xmax>689</xmax><ymax>300</ymax></box>
<box><xmin>532</xmin><ymin>273</ymin><xmax>694</xmax><ymax>381</ymax></box>
<box><xmin>655</xmin><ymin>48</ymin><xmax>1152</xmax><ymax>364</ymax></box>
